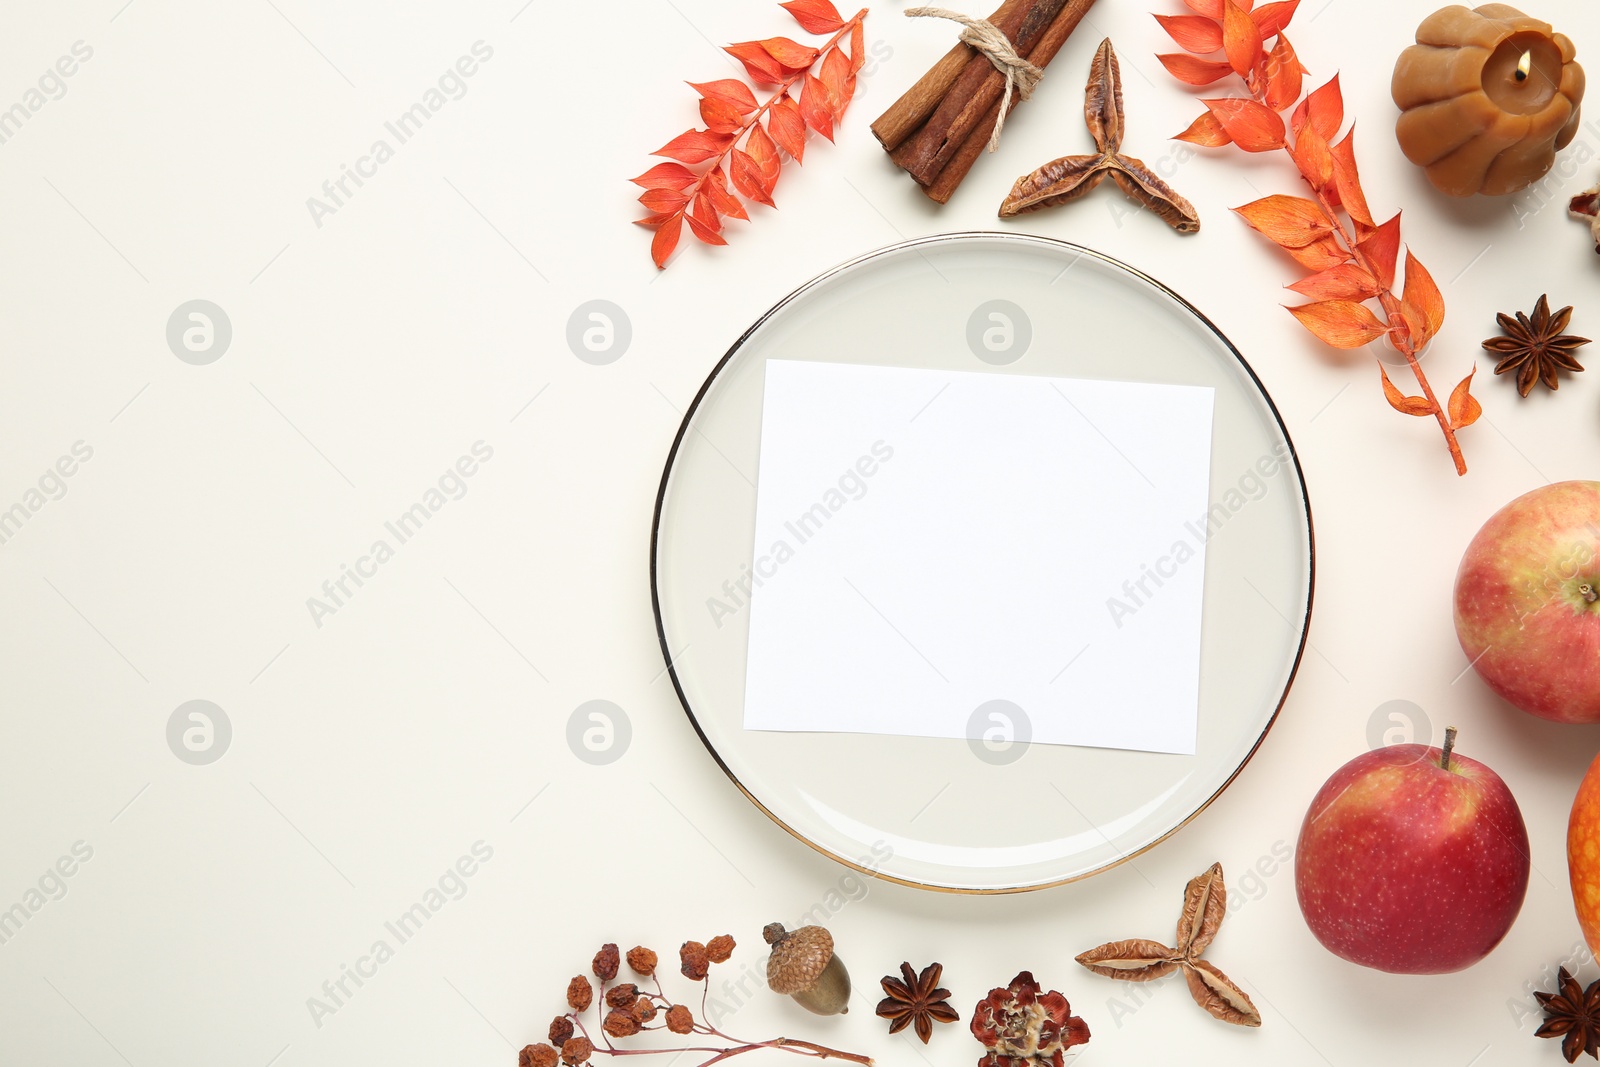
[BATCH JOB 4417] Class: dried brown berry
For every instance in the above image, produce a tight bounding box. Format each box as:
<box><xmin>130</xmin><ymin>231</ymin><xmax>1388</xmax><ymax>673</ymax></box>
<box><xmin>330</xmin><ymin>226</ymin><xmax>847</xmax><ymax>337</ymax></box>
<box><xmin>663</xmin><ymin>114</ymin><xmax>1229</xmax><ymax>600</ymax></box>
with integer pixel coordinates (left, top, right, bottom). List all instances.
<box><xmin>548</xmin><ymin>1017</ymin><xmax>575</xmax><ymax>1046</ymax></box>
<box><xmin>632</xmin><ymin>996</ymin><xmax>657</xmax><ymax>1024</ymax></box>
<box><xmin>566</xmin><ymin>976</ymin><xmax>594</xmax><ymax>1012</ymax></box>
<box><xmin>706</xmin><ymin>935</ymin><xmax>735</xmax><ymax>964</ymax></box>
<box><xmin>680</xmin><ymin>941</ymin><xmax>710</xmax><ymax>981</ymax></box>
<box><xmin>561</xmin><ymin>1037</ymin><xmax>593</xmax><ymax>1066</ymax></box>
<box><xmin>603</xmin><ymin>1009</ymin><xmax>641</xmax><ymax>1038</ymax></box>
<box><xmin>665</xmin><ymin>1004</ymin><xmax>695</xmax><ymax>1034</ymax></box>
<box><xmin>521</xmin><ymin>1045</ymin><xmax>559</xmax><ymax>1067</ymax></box>
<box><xmin>626</xmin><ymin>946</ymin><xmax>658</xmax><ymax>976</ymax></box>
<box><xmin>606</xmin><ymin>983</ymin><xmax>640</xmax><ymax>1009</ymax></box>
<box><xmin>593</xmin><ymin>943</ymin><xmax>621</xmax><ymax>982</ymax></box>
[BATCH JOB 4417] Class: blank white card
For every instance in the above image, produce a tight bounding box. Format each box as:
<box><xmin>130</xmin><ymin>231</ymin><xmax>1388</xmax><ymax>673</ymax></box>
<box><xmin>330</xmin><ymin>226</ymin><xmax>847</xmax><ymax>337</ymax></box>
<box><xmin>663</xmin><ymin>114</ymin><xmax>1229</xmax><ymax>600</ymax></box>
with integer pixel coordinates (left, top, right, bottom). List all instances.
<box><xmin>741</xmin><ymin>360</ymin><xmax>1216</xmax><ymax>755</ymax></box>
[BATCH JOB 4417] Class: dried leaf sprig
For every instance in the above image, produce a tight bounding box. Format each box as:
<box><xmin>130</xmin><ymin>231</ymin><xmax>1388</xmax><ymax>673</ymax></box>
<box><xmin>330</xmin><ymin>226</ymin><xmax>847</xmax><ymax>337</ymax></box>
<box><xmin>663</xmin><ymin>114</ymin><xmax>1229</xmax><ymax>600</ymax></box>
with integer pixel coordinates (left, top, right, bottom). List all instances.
<box><xmin>1076</xmin><ymin>862</ymin><xmax>1261</xmax><ymax>1027</ymax></box>
<box><xmin>1155</xmin><ymin>0</ymin><xmax>1481</xmax><ymax>475</ymax></box>
<box><xmin>1000</xmin><ymin>39</ymin><xmax>1199</xmax><ymax>233</ymax></box>
<box><xmin>633</xmin><ymin>1</ymin><xmax>869</xmax><ymax>269</ymax></box>
<box><xmin>522</xmin><ymin>939</ymin><xmax>874</xmax><ymax>1067</ymax></box>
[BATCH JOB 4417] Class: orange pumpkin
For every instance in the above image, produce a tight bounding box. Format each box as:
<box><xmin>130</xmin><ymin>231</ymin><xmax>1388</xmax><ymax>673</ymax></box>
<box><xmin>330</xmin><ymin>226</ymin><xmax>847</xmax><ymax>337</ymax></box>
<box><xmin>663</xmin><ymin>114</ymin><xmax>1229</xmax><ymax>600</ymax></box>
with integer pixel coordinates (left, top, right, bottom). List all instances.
<box><xmin>1392</xmin><ymin>4</ymin><xmax>1584</xmax><ymax>197</ymax></box>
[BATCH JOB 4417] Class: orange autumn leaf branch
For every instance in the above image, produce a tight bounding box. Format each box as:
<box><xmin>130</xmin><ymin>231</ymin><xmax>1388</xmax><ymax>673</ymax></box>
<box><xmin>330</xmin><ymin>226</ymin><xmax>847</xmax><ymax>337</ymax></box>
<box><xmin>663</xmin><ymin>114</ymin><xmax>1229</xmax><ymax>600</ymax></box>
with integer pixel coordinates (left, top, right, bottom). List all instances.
<box><xmin>632</xmin><ymin>1</ymin><xmax>868</xmax><ymax>269</ymax></box>
<box><xmin>1155</xmin><ymin>0</ymin><xmax>1479</xmax><ymax>475</ymax></box>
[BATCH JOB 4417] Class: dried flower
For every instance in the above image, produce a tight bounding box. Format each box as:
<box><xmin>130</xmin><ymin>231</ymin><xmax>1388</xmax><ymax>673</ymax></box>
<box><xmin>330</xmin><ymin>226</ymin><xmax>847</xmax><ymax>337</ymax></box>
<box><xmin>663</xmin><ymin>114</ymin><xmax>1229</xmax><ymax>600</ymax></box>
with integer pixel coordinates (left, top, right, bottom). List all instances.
<box><xmin>605</xmin><ymin>1010</ymin><xmax>642</xmax><ymax>1038</ymax></box>
<box><xmin>550</xmin><ymin>1017</ymin><xmax>576</xmax><ymax>1045</ymax></box>
<box><xmin>706</xmin><ymin>935</ymin><xmax>736</xmax><ymax>964</ymax></box>
<box><xmin>562</xmin><ymin>1037</ymin><xmax>594</xmax><ymax>1066</ymax></box>
<box><xmin>665</xmin><ymin>1003</ymin><xmax>695</xmax><ymax>1034</ymax></box>
<box><xmin>606</xmin><ymin>984</ymin><xmax>640</xmax><ymax>1010</ymax></box>
<box><xmin>567</xmin><ymin>977</ymin><xmax>595</xmax><ymax>1012</ymax></box>
<box><xmin>876</xmin><ymin>962</ymin><xmax>959</xmax><ymax>1043</ymax></box>
<box><xmin>1536</xmin><ymin>966</ymin><xmax>1600</xmax><ymax>1062</ymax></box>
<box><xmin>681</xmin><ymin>941</ymin><xmax>711</xmax><ymax>981</ymax></box>
<box><xmin>594</xmin><ymin>944</ymin><xmax>621</xmax><ymax>982</ymax></box>
<box><xmin>971</xmin><ymin>972</ymin><xmax>1090</xmax><ymax>1067</ymax></box>
<box><xmin>523</xmin><ymin>1044</ymin><xmax>560</xmax><ymax>1067</ymax></box>
<box><xmin>627</xmin><ymin>947</ymin><xmax>659</xmax><ymax>976</ymax></box>
<box><xmin>1571</xmin><ymin>185</ymin><xmax>1600</xmax><ymax>254</ymax></box>
<box><xmin>632</xmin><ymin>997</ymin><xmax>658</xmax><ymax>1024</ymax></box>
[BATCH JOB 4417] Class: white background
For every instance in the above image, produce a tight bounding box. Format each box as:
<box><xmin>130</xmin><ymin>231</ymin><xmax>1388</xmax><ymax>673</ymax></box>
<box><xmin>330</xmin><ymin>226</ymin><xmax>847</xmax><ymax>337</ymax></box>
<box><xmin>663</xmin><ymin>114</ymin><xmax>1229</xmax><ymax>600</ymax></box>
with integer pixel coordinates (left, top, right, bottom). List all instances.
<box><xmin>0</xmin><ymin>0</ymin><xmax>1597</xmax><ymax>1064</ymax></box>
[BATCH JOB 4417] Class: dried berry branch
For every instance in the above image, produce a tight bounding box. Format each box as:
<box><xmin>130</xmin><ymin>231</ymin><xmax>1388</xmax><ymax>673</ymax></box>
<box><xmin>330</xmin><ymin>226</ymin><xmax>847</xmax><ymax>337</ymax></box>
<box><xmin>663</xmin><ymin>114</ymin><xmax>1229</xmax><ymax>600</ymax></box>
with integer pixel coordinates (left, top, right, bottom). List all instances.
<box><xmin>521</xmin><ymin>940</ymin><xmax>873</xmax><ymax>1067</ymax></box>
<box><xmin>633</xmin><ymin>1</ymin><xmax>869</xmax><ymax>269</ymax></box>
<box><xmin>1155</xmin><ymin>0</ymin><xmax>1480</xmax><ymax>475</ymax></box>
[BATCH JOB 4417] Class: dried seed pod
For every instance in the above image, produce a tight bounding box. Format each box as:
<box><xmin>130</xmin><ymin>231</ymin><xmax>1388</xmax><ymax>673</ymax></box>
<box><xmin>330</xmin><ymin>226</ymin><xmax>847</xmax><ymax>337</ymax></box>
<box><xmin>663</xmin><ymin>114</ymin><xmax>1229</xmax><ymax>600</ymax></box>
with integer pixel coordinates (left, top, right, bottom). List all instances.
<box><xmin>566</xmin><ymin>976</ymin><xmax>594</xmax><ymax>1012</ymax></box>
<box><xmin>605</xmin><ymin>983</ymin><xmax>640</xmax><ymax>1010</ymax></box>
<box><xmin>593</xmin><ymin>943</ymin><xmax>621</xmax><ymax>981</ymax></box>
<box><xmin>549</xmin><ymin>1017</ymin><xmax>575</xmax><ymax>1046</ymax></box>
<box><xmin>763</xmin><ymin>922</ymin><xmax>851</xmax><ymax>1016</ymax></box>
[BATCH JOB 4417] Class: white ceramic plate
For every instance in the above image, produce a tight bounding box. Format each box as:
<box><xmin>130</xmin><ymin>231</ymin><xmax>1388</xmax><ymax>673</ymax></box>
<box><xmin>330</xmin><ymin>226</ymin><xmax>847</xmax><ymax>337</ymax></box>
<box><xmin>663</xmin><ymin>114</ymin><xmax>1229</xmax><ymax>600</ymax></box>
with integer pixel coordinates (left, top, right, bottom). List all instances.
<box><xmin>650</xmin><ymin>233</ymin><xmax>1313</xmax><ymax>893</ymax></box>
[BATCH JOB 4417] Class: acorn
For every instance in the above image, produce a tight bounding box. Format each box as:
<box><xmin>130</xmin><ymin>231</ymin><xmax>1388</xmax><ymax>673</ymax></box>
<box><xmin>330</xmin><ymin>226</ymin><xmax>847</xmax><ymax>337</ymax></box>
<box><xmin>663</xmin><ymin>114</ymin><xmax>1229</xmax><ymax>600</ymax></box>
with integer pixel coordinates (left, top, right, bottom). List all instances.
<box><xmin>763</xmin><ymin>922</ymin><xmax>850</xmax><ymax>1015</ymax></box>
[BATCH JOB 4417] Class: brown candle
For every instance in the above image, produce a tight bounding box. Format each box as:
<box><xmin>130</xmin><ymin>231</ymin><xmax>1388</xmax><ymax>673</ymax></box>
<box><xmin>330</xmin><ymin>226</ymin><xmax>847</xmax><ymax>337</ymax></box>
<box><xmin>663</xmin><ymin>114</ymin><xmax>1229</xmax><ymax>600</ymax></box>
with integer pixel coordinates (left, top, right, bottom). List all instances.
<box><xmin>1392</xmin><ymin>4</ymin><xmax>1584</xmax><ymax>197</ymax></box>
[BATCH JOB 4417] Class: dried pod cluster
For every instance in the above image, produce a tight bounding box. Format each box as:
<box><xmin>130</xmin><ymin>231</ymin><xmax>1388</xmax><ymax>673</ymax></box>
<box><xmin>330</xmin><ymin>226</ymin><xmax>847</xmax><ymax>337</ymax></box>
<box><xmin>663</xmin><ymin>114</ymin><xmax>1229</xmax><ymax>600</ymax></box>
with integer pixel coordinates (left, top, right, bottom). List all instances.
<box><xmin>1076</xmin><ymin>862</ymin><xmax>1262</xmax><ymax>1027</ymax></box>
<box><xmin>1001</xmin><ymin>39</ymin><xmax>1200</xmax><ymax>232</ymax></box>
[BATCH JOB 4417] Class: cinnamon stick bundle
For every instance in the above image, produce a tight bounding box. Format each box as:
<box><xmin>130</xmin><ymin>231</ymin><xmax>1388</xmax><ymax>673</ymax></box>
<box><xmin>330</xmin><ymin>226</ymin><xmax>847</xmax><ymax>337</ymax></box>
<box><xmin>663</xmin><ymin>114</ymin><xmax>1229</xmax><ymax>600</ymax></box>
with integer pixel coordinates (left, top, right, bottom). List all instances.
<box><xmin>872</xmin><ymin>0</ymin><xmax>1100</xmax><ymax>204</ymax></box>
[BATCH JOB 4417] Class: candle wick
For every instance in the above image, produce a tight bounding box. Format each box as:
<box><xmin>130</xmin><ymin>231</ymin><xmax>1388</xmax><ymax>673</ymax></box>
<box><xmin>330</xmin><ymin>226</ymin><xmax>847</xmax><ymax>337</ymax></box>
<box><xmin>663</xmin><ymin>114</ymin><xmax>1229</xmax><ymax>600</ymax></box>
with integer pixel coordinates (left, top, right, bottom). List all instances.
<box><xmin>1516</xmin><ymin>50</ymin><xmax>1532</xmax><ymax>82</ymax></box>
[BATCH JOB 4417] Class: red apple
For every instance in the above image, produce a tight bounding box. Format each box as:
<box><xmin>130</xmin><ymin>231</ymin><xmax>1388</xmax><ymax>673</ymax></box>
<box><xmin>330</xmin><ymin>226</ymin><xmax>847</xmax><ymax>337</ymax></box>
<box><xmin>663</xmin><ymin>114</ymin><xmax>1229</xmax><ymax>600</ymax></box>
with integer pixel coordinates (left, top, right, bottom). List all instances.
<box><xmin>1454</xmin><ymin>480</ymin><xmax>1600</xmax><ymax>723</ymax></box>
<box><xmin>1295</xmin><ymin>729</ymin><xmax>1529</xmax><ymax>974</ymax></box>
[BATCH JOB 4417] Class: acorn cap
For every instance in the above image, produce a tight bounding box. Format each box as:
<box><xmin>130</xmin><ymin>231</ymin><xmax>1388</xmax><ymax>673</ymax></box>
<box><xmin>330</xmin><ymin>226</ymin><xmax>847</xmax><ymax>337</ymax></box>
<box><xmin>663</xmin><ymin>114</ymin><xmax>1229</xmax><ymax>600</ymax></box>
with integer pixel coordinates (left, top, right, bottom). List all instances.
<box><xmin>764</xmin><ymin>923</ymin><xmax>834</xmax><ymax>995</ymax></box>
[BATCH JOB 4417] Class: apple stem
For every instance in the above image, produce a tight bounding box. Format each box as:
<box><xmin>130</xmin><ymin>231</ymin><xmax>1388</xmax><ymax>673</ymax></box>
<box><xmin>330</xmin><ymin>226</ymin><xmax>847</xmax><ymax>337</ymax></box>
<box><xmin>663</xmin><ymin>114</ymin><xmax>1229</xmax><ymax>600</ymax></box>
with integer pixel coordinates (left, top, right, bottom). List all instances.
<box><xmin>1440</xmin><ymin>726</ymin><xmax>1458</xmax><ymax>772</ymax></box>
<box><xmin>1581</xmin><ymin>582</ymin><xmax>1598</xmax><ymax>605</ymax></box>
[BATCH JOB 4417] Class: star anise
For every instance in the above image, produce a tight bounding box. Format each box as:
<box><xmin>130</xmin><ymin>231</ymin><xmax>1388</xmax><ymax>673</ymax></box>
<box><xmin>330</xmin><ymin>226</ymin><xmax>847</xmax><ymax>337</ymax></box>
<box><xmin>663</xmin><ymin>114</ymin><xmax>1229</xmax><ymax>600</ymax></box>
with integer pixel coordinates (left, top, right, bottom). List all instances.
<box><xmin>1537</xmin><ymin>967</ymin><xmax>1600</xmax><ymax>1062</ymax></box>
<box><xmin>877</xmin><ymin>962</ymin><xmax>959</xmax><ymax>1043</ymax></box>
<box><xmin>1075</xmin><ymin>863</ymin><xmax>1260</xmax><ymax>1027</ymax></box>
<box><xmin>999</xmin><ymin>38</ymin><xmax>1200</xmax><ymax>233</ymax></box>
<box><xmin>1482</xmin><ymin>295</ymin><xmax>1590</xmax><ymax>396</ymax></box>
